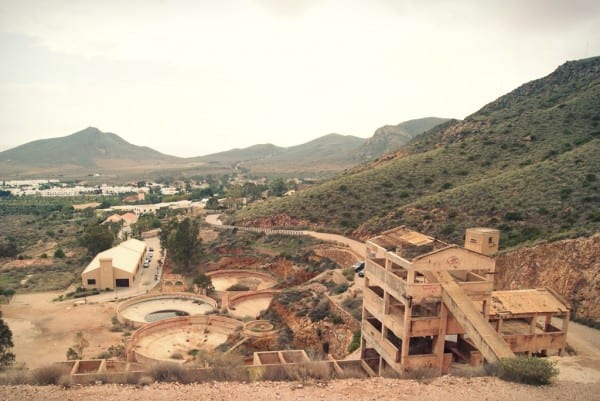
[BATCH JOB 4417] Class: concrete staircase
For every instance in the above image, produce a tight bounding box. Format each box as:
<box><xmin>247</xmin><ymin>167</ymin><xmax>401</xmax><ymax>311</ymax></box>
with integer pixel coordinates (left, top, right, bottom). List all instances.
<box><xmin>432</xmin><ymin>270</ymin><xmax>514</xmax><ymax>363</ymax></box>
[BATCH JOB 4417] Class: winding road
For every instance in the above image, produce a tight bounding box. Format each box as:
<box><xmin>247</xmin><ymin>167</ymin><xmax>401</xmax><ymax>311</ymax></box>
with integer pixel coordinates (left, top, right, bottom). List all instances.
<box><xmin>205</xmin><ymin>214</ymin><xmax>366</xmax><ymax>259</ymax></box>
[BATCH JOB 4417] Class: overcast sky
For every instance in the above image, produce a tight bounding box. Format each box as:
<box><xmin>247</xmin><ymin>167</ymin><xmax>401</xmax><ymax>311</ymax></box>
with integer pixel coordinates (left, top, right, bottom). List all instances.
<box><xmin>0</xmin><ymin>1</ymin><xmax>599</xmax><ymax>157</ymax></box>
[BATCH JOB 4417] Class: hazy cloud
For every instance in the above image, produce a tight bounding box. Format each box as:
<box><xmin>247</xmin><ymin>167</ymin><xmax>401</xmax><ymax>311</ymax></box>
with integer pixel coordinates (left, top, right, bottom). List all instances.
<box><xmin>0</xmin><ymin>1</ymin><xmax>598</xmax><ymax>157</ymax></box>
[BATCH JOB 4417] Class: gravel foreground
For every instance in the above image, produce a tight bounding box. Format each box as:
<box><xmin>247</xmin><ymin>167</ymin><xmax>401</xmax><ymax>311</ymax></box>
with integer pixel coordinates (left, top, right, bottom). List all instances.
<box><xmin>1</xmin><ymin>377</ymin><xmax>599</xmax><ymax>401</ymax></box>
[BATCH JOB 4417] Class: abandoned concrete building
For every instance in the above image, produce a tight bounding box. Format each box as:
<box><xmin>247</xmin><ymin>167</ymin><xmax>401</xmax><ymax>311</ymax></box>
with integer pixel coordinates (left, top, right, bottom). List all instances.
<box><xmin>360</xmin><ymin>227</ymin><xmax>570</xmax><ymax>375</ymax></box>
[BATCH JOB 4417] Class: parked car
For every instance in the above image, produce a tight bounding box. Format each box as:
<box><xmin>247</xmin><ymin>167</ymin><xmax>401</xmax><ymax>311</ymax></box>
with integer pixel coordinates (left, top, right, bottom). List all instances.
<box><xmin>143</xmin><ymin>260</ymin><xmax>150</xmax><ymax>268</ymax></box>
<box><xmin>353</xmin><ymin>261</ymin><xmax>365</xmax><ymax>272</ymax></box>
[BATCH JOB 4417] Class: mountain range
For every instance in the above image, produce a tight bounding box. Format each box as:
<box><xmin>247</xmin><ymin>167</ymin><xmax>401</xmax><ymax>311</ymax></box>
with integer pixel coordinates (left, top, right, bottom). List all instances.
<box><xmin>0</xmin><ymin>118</ymin><xmax>448</xmax><ymax>178</ymax></box>
<box><xmin>232</xmin><ymin>56</ymin><xmax>600</xmax><ymax>250</ymax></box>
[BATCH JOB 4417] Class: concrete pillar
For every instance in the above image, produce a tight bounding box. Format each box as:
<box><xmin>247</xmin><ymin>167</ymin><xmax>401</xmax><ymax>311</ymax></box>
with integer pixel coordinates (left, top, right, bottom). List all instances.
<box><xmin>433</xmin><ymin>303</ymin><xmax>448</xmax><ymax>374</ymax></box>
<box><xmin>530</xmin><ymin>314</ymin><xmax>537</xmax><ymax>334</ymax></box>
<box><xmin>407</xmin><ymin>270</ymin><xmax>415</xmax><ymax>285</ymax></box>
<box><xmin>400</xmin><ymin>299</ymin><xmax>412</xmax><ymax>367</ymax></box>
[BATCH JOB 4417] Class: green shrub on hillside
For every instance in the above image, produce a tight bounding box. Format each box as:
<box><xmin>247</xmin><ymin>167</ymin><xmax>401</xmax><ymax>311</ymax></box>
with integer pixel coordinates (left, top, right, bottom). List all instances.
<box><xmin>232</xmin><ymin>57</ymin><xmax>600</xmax><ymax>250</ymax></box>
<box><xmin>489</xmin><ymin>357</ymin><xmax>558</xmax><ymax>385</ymax></box>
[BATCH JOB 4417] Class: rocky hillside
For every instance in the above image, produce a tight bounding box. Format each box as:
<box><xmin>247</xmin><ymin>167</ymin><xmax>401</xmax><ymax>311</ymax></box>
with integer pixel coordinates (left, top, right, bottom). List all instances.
<box><xmin>233</xmin><ymin>56</ymin><xmax>600</xmax><ymax>250</ymax></box>
<box><xmin>356</xmin><ymin>117</ymin><xmax>451</xmax><ymax>161</ymax></box>
<box><xmin>496</xmin><ymin>234</ymin><xmax>600</xmax><ymax>320</ymax></box>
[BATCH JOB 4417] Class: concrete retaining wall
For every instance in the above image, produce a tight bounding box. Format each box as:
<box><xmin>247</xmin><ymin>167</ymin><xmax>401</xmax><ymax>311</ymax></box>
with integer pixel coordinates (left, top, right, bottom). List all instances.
<box><xmin>228</xmin><ymin>290</ymin><xmax>280</xmax><ymax>309</ymax></box>
<box><xmin>116</xmin><ymin>292</ymin><xmax>218</xmax><ymax>328</ymax></box>
<box><xmin>128</xmin><ymin>314</ymin><xmax>243</xmax><ymax>364</ymax></box>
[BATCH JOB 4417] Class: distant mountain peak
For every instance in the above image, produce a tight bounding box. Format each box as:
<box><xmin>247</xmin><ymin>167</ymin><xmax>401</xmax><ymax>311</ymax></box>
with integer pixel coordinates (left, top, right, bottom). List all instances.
<box><xmin>0</xmin><ymin>127</ymin><xmax>181</xmax><ymax>175</ymax></box>
<box><xmin>358</xmin><ymin>117</ymin><xmax>451</xmax><ymax>161</ymax></box>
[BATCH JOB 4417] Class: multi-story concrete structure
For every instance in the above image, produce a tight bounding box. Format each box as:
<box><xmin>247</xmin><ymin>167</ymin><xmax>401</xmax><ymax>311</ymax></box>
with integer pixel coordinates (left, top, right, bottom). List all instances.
<box><xmin>360</xmin><ymin>226</ymin><xmax>570</xmax><ymax>376</ymax></box>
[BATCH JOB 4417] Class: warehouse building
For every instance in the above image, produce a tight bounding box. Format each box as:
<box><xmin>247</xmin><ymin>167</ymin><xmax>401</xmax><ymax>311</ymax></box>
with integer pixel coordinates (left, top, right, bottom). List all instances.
<box><xmin>81</xmin><ymin>238</ymin><xmax>146</xmax><ymax>289</ymax></box>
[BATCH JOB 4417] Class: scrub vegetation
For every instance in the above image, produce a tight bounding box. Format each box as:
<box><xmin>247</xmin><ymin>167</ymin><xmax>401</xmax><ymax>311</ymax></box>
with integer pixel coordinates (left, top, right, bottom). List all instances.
<box><xmin>232</xmin><ymin>57</ymin><xmax>600</xmax><ymax>250</ymax></box>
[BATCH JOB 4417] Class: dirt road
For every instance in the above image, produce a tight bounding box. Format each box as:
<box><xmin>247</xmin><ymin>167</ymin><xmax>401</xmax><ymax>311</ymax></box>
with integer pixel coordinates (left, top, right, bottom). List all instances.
<box><xmin>205</xmin><ymin>214</ymin><xmax>366</xmax><ymax>259</ymax></box>
<box><xmin>551</xmin><ymin>319</ymin><xmax>600</xmax><ymax>383</ymax></box>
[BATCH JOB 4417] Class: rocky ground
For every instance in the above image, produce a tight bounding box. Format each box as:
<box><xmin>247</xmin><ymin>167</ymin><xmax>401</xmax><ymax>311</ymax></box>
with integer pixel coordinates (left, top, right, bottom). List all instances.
<box><xmin>1</xmin><ymin>376</ymin><xmax>599</xmax><ymax>401</ymax></box>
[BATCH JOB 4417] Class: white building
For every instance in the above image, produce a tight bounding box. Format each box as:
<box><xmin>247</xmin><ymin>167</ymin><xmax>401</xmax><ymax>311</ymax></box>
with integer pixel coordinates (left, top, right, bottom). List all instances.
<box><xmin>81</xmin><ymin>238</ymin><xmax>146</xmax><ymax>289</ymax></box>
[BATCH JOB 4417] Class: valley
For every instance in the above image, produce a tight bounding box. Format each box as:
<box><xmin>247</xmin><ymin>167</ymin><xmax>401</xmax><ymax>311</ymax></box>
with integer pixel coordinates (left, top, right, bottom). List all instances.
<box><xmin>0</xmin><ymin>56</ymin><xmax>598</xmax><ymax>395</ymax></box>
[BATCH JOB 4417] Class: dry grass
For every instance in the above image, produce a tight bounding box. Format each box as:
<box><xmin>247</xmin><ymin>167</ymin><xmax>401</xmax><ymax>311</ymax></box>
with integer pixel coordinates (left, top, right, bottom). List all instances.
<box><xmin>30</xmin><ymin>364</ymin><xmax>71</xmax><ymax>385</ymax></box>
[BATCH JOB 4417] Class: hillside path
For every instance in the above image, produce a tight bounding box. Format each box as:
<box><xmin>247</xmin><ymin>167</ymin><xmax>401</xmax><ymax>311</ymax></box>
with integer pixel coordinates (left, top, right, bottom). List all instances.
<box><xmin>205</xmin><ymin>214</ymin><xmax>366</xmax><ymax>259</ymax></box>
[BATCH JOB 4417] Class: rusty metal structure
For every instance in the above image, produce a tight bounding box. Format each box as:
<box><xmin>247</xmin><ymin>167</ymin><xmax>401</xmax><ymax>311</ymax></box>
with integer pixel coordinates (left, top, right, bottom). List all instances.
<box><xmin>360</xmin><ymin>227</ymin><xmax>570</xmax><ymax>375</ymax></box>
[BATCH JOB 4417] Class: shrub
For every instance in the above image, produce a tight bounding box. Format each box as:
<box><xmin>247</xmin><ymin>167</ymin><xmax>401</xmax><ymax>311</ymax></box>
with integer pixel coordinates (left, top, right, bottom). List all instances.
<box><xmin>147</xmin><ymin>362</ymin><xmax>189</xmax><ymax>383</ymax></box>
<box><xmin>330</xmin><ymin>283</ymin><xmax>349</xmax><ymax>295</ymax></box>
<box><xmin>401</xmin><ymin>367</ymin><xmax>439</xmax><ymax>382</ymax></box>
<box><xmin>308</xmin><ymin>302</ymin><xmax>330</xmax><ymax>322</ymax></box>
<box><xmin>342</xmin><ymin>298</ymin><xmax>362</xmax><ymax>321</ymax></box>
<box><xmin>137</xmin><ymin>375</ymin><xmax>154</xmax><ymax>386</ymax></box>
<box><xmin>489</xmin><ymin>357</ymin><xmax>558</xmax><ymax>385</ymax></box>
<box><xmin>342</xmin><ymin>267</ymin><xmax>355</xmax><ymax>281</ymax></box>
<box><xmin>0</xmin><ymin>366</ymin><xmax>28</xmax><ymax>385</ymax></box>
<box><xmin>504</xmin><ymin>211</ymin><xmax>523</xmax><ymax>221</ymax></box>
<box><xmin>198</xmin><ymin>352</ymin><xmax>248</xmax><ymax>382</ymax></box>
<box><xmin>331</xmin><ymin>315</ymin><xmax>344</xmax><ymax>324</ymax></box>
<box><xmin>30</xmin><ymin>364</ymin><xmax>71</xmax><ymax>385</ymax></box>
<box><xmin>348</xmin><ymin>330</ymin><xmax>361</xmax><ymax>353</ymax></box>
<box><xmin>66</xmin><ymin>347</ymin><xmax>79</xmax><ymax>360</ymax></box>
<box><xmin>57</xmin><ymin>374</ymin><xmax>73</xmax><ymax>388</ymax></box>
<box><xmin>284</xmin><ymin>362</ymin><xmax>332</xmax><ymax>382</ymax></box>
<box><xmin>106</xmin><ymin>344</ymin><xmax>125</xmax><ymax>358</ymax></box>
<box><xmin>440</xmin><ymin>224</ymin><xmax>455</xmax><ymax>235</ymax></box>
<box><xmin>278</xmin><ymin>290</ymin><xmax>304</xmax><ymax>305</ymax></box>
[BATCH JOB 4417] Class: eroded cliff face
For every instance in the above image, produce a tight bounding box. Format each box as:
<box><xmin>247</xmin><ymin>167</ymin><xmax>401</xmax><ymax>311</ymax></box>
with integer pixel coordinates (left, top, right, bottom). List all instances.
<box><xmin>269</xmin><ymin>283</ymin><xmax>360</xmax><ymax>360</ymax></box>
<box><xmin>495</xmin><ymin>234</ymin><xmax>600</xmax><ymax>320</ymax></box>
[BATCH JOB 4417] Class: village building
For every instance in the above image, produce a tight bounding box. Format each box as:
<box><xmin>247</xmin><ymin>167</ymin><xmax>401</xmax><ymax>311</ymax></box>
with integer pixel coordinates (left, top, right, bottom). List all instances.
<box><xmin>123</xmin><ymin>190</ymin><xmax>146</xmax><ymax>203</ymax></box>
<box><xmin>81</xmin><ymin>238</ymin><xmax>146</xmax><ymax>289</ymax></box>
<box><xmin>360</xmin><ymin>227</ymin><xmax>570</xmax><ymax>376</ymax></box>
<box><xmin>103</xmin><ymin>212</ymin><xmax>139</xmax><ymax>226</ymax></box>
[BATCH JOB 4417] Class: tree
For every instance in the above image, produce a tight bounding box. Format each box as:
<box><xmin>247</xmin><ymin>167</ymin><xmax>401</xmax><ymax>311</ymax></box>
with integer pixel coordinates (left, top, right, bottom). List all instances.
<box><xmin>132</xmin><ymin>214</ymin><xmax>162</xmax><ymax>237</ymax></box>
<box><xmin>269</xmin><ymin>178</ymin><xmax>287</xmax><ymax>197</ymax></box>
<box><xmin>162</xmin><ymin>217</ymin><xmax>202</xmax><ymax>274</ymax></box>
<box><xmin>0</xmin><ymin>312</ymin><xmax>15</xmax><ymax>368</ymax></box>
<box><xmin>98</xmin><ymin>200</ymin><xmax>112</xmax><ymax>209</ymax></box>
<box><xmin>0</xmin><ymin>241</ymin><xmax>17</xmax><ymax>258</ymax></box>
<box><xmin>54</xmin><ymin>248</ymin><xmax>65</xmax><ymax>258</ymax></box>
<box><xmin>80</xmin><ymin>223</ymin><xmax>113</xmax><ymax>255</ymax></box>
<box><xmin>242</xmin><ymin>182</ymin><xmax>267</xmax><ymax>200</ymax></box>
<box><xmin>193</xmin><ymin>273</ymin><xmax>214</xmax><ymax>294</ymax></box>
<box><xmin>206</xmin><ymin>196</ymin><xmax>219</xmax><ymax>210</ymax></box>
<box><xmin>67</xmin><ymin>331</ymin><xmax>89</xmax><ymax>360</ymax></box>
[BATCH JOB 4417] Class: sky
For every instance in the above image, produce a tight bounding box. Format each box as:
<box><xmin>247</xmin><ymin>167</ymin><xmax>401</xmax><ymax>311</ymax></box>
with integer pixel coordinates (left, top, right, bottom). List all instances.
<box><xmin>0</xmin><ymin>1</ymin><xmax>599</xmax><ymax>158</ymax></box>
